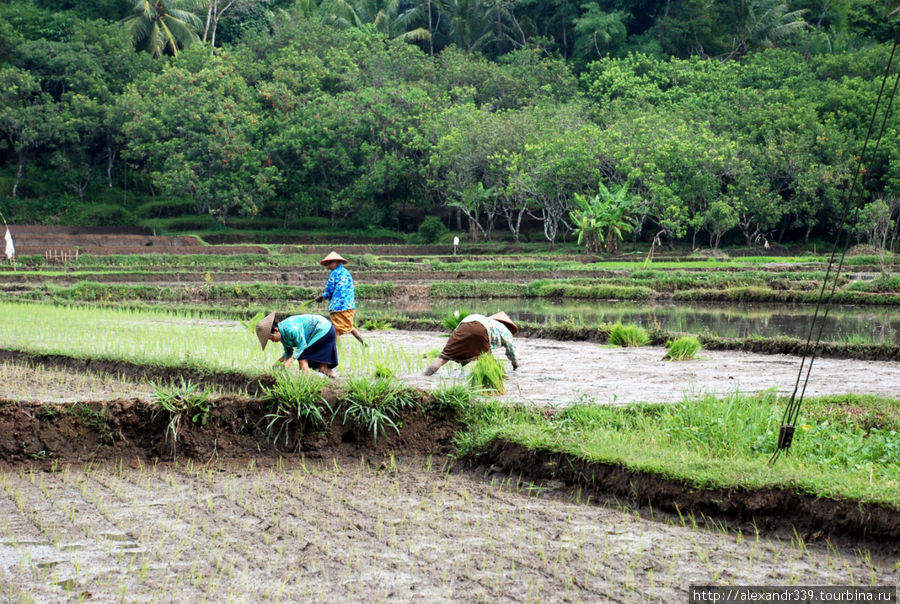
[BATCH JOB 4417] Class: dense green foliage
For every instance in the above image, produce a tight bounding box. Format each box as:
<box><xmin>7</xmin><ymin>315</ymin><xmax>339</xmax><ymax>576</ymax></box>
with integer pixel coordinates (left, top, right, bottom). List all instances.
<box><xmin>1</xmin><ymin>0</ymin><xmax>898</xmax><ymax>251</ymax></box>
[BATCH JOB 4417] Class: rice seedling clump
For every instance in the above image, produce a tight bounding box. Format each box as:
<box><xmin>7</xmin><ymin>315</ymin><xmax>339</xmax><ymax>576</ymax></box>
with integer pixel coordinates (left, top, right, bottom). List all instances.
<box><xmin>467</xmin><ymin>353</ymin><xmax>507</xmax><ymax>394</ymax></box>
<box><xmin>664</xmin><ymin>336</ymin><xmax>702</xmax><ymax>360</ymax></box>
<box><xmin>607</xmin><ymin>322</ymin><xmax>650</xmax><ymax>347</ymax></box>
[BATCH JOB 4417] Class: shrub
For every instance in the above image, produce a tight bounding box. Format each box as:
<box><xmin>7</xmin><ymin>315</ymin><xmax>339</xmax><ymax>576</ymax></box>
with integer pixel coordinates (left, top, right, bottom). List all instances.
<box><xmin>664</xmin><ymin>336</ymin><xmax>702</xmax><ymax>361</ymax></box>
<box><xmin>467</xmin><ymin>353</ymin><xmax>506</xmax><ymax>394</ymax></box>
<box><xmin>65</xmin><ymin>203</ymin><xmax>137</xmax><ymax>226</ymax></box>
<box><xmin>417</xmin><ymin>216</ymin><xmax>449</xmax><ymax>244</ymax></box>
<box><xmin>607</xmin><ymin>323</ymin><xmax>650</xmax><ymax>347</ymax></box>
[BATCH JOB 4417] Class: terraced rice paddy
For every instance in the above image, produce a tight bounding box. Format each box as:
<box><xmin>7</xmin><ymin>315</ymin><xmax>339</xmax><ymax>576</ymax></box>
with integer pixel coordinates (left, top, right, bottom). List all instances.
<box><xmin>0</xmin><ymin>237</ymin><xmax>897</xmax><ymax>601</ymax></box>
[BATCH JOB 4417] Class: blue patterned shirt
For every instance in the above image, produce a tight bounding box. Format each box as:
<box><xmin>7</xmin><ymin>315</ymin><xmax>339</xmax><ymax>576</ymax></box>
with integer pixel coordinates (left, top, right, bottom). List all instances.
<box><xmin>277</xmin><ymin>314</ymin><xmax>332</xmax><ymax>359</ymax></box>
<box><xmin>323</xmin><ymin>264</ymin><xmax>356</xmax><ymax>312</ymax></box>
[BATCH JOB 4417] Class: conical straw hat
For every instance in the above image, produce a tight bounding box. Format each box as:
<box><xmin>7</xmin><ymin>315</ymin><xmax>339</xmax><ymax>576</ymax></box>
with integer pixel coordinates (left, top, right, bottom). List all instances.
<box><xmin>256</xmin><ymin>312</ymin><xmax>278</xmax><ymax>350</ymax></box>
<box><xmin>489</xmin><ymin>311</ymin><xmax>519</xmax><ymax>335</ymax></box>
<box><xmin>319</xmin><ymin>251</ymin><xmax>348</xmax><ymax>266</ymax></box>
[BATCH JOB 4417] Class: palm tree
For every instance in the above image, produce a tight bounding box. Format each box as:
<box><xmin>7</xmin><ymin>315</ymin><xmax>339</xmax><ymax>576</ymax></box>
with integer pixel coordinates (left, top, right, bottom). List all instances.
<box><xmin>326</xmin><ymin>0</ymin><xmax>431</xmax><ymax>43</ymax></box>
<box><xmin>434</xmin><ymin>0</ymin><xmax>494</xmax><ymax>52</ymax></box>
<box><xmin>122</xmin><ymin>0</ymin><xmax>205</xmax><ymax>57</ymax></box>
<box><xmin>726</xmin><ymin>0</ymin><xmax>807</xmax><ymax>60</ymax></box>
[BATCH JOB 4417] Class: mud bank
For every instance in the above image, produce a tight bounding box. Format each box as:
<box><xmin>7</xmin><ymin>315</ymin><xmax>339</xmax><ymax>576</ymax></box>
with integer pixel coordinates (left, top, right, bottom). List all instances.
<box><xmin>0</xmin><ymin>396</ymin><xmax>459</xmax><ymax>465</ymax></box>
<box><xmin>476</xmin><ymin>440</ymin><xmax>900</xmax><ymax>555</ymax></box>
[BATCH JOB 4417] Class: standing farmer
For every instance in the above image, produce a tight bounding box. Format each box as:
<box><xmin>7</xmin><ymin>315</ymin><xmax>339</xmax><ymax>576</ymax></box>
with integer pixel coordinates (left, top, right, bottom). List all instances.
<box><xmin>425</xmin><ymin>312</ymin><xmax>520</xmax><ymax>376</ymax></box>
<box><xmin>316</xmin><ymin>251</ymin><xmax>365</xmax><ymax>345</ymax></box>
<box><xmin>256</xmin><ymin>312</ymin><xmax>338</xmax><ymax>377</ymax></box>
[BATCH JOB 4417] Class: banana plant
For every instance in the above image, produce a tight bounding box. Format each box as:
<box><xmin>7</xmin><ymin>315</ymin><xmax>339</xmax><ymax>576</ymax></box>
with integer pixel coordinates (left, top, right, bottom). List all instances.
<box><xmin>569</xmin><ymin>180</ymin><xmax>639</xmax><ymax>254</ymax></box>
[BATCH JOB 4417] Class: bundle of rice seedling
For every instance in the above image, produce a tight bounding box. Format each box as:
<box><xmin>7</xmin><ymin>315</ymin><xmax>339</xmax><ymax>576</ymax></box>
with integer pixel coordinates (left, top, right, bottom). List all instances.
<box><xmin>440</xmin><ymin>308</ymin><xmax>471</xmax><ymax>331</ymax></box>
<box><xmin>607</xmin><ymin>322</ymin><xmax>650</xmax><ymax>347</ymax></box>
<box><xmin>664</xmin><ymin>336</ymin><xmax>701</xmax><ymax>360</ymax></box>
<box><xmin>467</xmin><ymin>352</ymin><xmax>506</xmax><ymax>394</ymax></box>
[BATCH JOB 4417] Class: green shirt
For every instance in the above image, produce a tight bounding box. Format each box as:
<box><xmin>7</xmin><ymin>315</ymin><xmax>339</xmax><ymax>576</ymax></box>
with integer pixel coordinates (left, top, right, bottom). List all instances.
<box><xmin>277</xmin><ymin>314</ymin><xmax>332</xmax><ymax>359</ymax></box>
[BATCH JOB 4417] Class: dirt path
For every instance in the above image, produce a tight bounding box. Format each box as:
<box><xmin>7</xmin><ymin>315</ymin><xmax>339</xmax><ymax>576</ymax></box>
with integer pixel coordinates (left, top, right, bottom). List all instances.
<box><xmin>372</xmin><ymin>330</ymin><xmax>900</xmax><ymax>406</ymax></box>
<box><xmin>1</xmin><ymin>456</ymin><xmax>895</xmax><ymax>603</ymax></box>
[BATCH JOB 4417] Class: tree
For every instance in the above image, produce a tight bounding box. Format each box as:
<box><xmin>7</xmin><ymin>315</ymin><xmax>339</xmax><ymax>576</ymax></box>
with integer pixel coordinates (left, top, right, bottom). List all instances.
<box><xmin>450</xmin><ymin>181</ymin><xmax>496</xmax><ymax>241</ymax></box>
<box><xmin>122</xmin><ymin>0</ymin><xmax>205</xmax><ymax>57</ymax></box>
<box><xmin>433</xmin><ymin>0</ymin><xmax>493</xmax><ymax>52</ymax></box>
<box><xmin>324</xmin><ymin>0</ymin><xmax>431</xmax><ymax>42</ymax></box>
<box><xmin>203</xmin><ymin>0</ymin><xmax>247</xmax><ymax>48</ymax></box>
<box><xmin>725</xmin><ymin>0</ymin><xmax>808</xmax><ymax>60</ymax></box>
<box><xmin>702</xmin><ymin>200</ymin><xmax>738</xmax><ymax>249</ymax></box>
<box><xmin>118</xmin><ymin>48</ymin><xmax>280</xmax><ymax>222</ymax></box>
<box><xmin>0</xmin><ymin>67</ymin><xmax>61</xmax><ymax>199</ymax></box>
<box><xmin>855</xmin><ymin>198</ymin><xmax>897</xmax><ymax>273</ymax></box>
<box><xmin>571</xmin><ymin>3</ymin><xmax>628</xmax><ymax>67</ymax></box>
<box><xmin>569</xmin><ymin>181</ymin><xmax>639</xmax><ymax>254</ymax></box>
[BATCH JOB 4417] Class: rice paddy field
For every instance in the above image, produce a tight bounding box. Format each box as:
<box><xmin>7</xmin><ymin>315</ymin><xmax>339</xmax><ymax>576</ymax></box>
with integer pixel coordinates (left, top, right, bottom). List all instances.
<box><xmin>1</xmin><ymin>456</ymin><xmax>896</xmax><ymax>603</ymax></box>
<box><xmin>0</xmin><ymin>241</ymin><xmax>898</xmax><ymax>601</ymax></box>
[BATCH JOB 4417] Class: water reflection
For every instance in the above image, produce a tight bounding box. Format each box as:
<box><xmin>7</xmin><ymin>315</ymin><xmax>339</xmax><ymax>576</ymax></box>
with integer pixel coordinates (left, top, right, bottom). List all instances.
<box><xmin>361</xmin><ymin>299</ymin><xmax>900</xmax><ymax>344</ymax></box>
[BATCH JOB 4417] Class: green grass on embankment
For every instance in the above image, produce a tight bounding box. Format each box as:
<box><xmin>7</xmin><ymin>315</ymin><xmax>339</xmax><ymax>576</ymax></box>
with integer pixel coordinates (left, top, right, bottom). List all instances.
<box><xmin>455</xmin><ymin>392</ymin><xmax>900</xmax><ymax>508</ymax></box>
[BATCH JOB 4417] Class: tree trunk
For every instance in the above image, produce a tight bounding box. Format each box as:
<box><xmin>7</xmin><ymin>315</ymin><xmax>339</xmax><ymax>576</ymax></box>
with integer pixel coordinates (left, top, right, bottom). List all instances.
<box><xmin>605</xmin><ymin>231</ymin><xmax>619</xmax><ymax>254</ymax></box>
<box><xmin>12</xmin><ymin>156</ymin><xmax>24</xmax><ymax>199</ymax></box>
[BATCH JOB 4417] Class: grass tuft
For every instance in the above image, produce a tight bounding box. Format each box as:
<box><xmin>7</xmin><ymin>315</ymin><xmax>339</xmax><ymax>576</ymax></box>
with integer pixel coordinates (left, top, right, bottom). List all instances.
<box><xmin>261</xmin><ymin>373</ymin><xmax>330</xmax><ymax>446</ymax></box>
<box><xmin>342</xmin><ymin>376</ymin><xmax>419</xmax><ymax>442</ymax></box>
<box><xmin>150</xmin><ymin>377</ymin><xmax>214</xmax><ymax>446</ymax></box>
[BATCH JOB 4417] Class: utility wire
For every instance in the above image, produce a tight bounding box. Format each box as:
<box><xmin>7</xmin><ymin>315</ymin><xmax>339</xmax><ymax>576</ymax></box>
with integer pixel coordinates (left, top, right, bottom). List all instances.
<box><xmin>770</xmin><ymin>24</ymin><xmax>900</xmax><ymax>463</ymax></box>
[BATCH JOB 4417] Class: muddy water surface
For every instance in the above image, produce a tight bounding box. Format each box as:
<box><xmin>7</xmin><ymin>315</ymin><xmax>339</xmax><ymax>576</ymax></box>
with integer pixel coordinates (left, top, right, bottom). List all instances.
<box><xmin>371</xmin><ymin>330</ymin><xmax>900</xmax><ymax>406</ymax></box>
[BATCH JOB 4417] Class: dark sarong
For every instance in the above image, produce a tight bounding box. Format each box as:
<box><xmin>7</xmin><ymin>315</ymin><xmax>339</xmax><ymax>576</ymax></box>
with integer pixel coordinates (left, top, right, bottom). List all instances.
<box><xmin>299</xmin><ymin>324</ymin><xmax>339</xmax><ymax>368</ymax></box>
<box><xmin>440</xmin><ymin>321</ymin><xmax>489</xmax><ymax>365</ymax></box>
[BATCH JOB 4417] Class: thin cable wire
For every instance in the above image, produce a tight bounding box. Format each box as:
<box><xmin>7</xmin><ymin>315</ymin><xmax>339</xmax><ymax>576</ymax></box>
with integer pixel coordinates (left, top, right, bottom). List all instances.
<box><xmin>771</xmin><ymin>26</ymin><xmax>900</xmax><ymax>462</ymax></box>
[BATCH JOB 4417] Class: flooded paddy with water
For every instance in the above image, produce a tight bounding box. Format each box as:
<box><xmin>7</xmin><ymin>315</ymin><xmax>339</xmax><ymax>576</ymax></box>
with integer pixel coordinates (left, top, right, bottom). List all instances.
<box><xmin>363</xmin><ymin>299</ymin><xmax>900</xmax><ymax>345</ymax></box>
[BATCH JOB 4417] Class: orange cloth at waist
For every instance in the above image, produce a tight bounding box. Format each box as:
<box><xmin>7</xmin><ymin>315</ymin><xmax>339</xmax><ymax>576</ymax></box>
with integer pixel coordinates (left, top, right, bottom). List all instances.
<box><xmin>329</xmin><ymin>309</ymin><xmax>356</xmax><ymax>335</ymax></box>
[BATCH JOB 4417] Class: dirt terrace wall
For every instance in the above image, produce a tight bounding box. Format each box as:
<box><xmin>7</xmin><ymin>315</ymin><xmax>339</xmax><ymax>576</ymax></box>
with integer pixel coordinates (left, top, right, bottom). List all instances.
<box><xmin>8</xmin><ymin>225</ymin><xmax>268</xmax><ymax>255</ymax></box>
<box><xmin>477</xmin><ymin>440</ymin><xmax>900</xmax><ymax>556</ymax></box>
<box><xmin>0</xmin><ymin>395</ymin><xmax>461</xmax><ymax>465</ymax></box>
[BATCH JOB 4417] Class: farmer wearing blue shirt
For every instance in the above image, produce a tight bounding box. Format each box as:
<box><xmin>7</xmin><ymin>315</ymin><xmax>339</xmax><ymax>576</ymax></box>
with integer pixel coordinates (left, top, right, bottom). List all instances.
<box><xmin>315</xmin><ymin>251</ymin><xmax>365</xmax><ymax>345</ymax></box>
<box><xmin>256</xmin><ymin>312</ymin><xmax>338</xmax><ymax>377</ymax></box>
